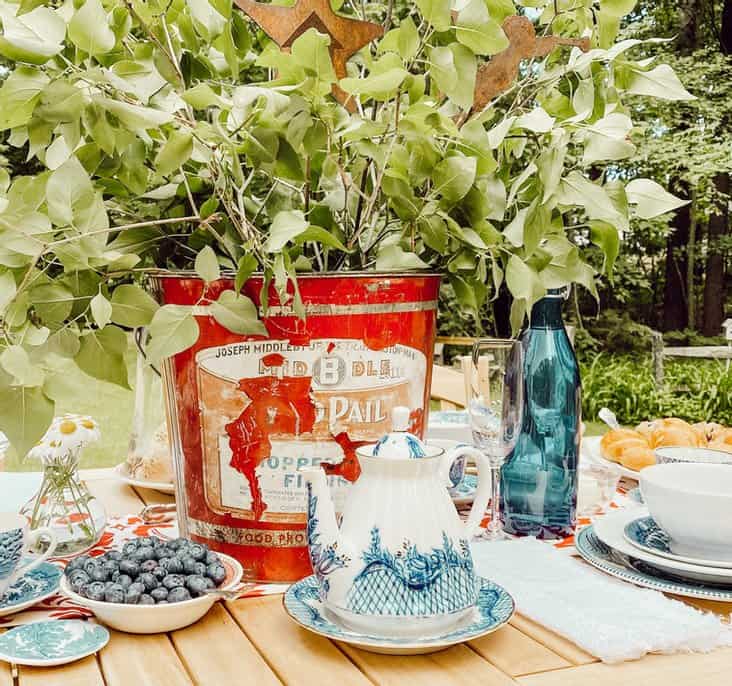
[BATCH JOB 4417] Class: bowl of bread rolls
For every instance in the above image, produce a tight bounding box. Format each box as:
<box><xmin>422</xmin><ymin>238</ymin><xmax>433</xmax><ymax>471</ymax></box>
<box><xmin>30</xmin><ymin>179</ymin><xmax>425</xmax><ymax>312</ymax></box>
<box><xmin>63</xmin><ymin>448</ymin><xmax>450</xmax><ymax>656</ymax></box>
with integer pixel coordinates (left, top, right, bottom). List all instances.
<box><xmin>599</xmin><ymin>418</ymin><xmax>732</xmax><ymax>473</ymax></box>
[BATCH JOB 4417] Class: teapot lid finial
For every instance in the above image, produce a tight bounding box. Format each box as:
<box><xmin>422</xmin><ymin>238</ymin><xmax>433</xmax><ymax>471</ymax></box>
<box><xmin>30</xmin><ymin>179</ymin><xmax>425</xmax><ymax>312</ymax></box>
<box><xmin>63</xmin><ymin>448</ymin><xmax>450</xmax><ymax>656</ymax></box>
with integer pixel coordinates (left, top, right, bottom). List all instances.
<box><xmin>370</xmin><ymin>406</ymin><xmax>429</xmax><ymax>459</ymax></box>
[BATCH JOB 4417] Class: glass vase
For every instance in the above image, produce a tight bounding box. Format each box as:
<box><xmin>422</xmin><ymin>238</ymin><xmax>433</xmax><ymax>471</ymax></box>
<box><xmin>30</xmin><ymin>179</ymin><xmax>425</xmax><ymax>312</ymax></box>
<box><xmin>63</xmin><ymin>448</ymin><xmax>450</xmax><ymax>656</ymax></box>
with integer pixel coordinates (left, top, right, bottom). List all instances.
<box><xmin>21</xmin><ymin>457</ymin><xmax>107</xmax><ymax>557</ymax></box>
<box><xmin>500</xmin><ymin>289</ymin><xmax>581</xmax><ymax>539</ymax></box>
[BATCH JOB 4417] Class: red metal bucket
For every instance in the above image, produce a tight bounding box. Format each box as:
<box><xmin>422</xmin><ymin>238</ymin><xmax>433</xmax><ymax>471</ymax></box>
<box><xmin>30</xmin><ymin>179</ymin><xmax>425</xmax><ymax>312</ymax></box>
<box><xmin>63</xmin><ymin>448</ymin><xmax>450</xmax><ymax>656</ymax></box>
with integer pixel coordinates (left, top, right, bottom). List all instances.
<box><xmin>153</xmin><ymin>272</ymin><xmax>441</xmax><ymax>582</ymax></box>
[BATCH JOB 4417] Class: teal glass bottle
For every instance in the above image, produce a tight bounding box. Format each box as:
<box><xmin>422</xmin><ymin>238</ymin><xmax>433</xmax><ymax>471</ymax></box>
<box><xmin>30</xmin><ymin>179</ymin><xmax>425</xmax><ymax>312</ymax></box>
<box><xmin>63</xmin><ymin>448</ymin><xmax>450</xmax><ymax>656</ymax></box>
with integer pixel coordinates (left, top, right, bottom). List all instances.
<box><xmin>500</xmin><ymin>290</ymin><xmax>581</xmax><ymax>539</ymax></box>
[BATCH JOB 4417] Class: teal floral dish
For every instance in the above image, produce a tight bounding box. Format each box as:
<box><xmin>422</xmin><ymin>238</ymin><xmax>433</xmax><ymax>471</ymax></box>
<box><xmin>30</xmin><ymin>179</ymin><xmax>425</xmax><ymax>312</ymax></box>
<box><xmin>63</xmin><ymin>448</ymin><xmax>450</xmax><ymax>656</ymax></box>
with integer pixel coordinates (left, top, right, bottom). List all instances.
<box><xmin>0</xmin><ymin>620</ymin><xmax>109</xmax><ymax>666</ymax></box>
<box><xmin>627</xmin><ymin>487</ymin><xmax>643</xmax><ymax>505</ymax></box>
<box><xmin>451</xmin><ymin>474</ymin><xmax>478</xmax><ymax>506</ymax></box>
<box><xmin>624</xmin><ymin>516</ymin><xmax>732</xmax><ymax>570</ymax></box>
<box><xmin>576</xmin><ymin>526</ymin><xmax>732</xmax><ymax>602</ymax></box>
<box><xmin>0</xmin><ymin>559</ymin><xmax>62</xmax><ymax>618</ymax></box>
<box><xmin>283</xmin><ymin>574</ymin><xmax>514</xmax><ymax>655</ymax></box>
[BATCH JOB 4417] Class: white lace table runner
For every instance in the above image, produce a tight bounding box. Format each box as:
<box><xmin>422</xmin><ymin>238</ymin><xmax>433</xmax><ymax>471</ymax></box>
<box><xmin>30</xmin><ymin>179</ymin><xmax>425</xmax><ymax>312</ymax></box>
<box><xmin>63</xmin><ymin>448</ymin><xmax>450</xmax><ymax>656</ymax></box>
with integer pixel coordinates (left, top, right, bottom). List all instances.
<box><xmin>472</xmin><ymin>537</ymin><xmax>732</xmax><ymax>663</ymax></box>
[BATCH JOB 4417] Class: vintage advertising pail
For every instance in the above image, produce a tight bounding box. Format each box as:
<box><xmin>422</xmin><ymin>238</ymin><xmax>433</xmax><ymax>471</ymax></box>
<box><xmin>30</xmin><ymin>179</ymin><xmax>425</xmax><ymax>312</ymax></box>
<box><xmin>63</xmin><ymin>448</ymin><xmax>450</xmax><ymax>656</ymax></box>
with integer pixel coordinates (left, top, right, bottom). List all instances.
<box><xmin>152</xmin><ymin>272</ymin><xmax>441</xmax><ymax>582</ymax></box>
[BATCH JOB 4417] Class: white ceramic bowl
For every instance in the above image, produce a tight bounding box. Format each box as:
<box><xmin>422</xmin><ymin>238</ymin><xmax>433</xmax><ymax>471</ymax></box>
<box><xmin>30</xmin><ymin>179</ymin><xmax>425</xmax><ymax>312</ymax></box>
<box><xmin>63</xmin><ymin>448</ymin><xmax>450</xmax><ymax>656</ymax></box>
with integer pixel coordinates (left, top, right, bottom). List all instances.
<box><xmin>60</xmin><ymin>553</ymin><xmax>243</xmax><ymax>634</ymax></box>
<box><xmin>654</xmin><ymin>446</ymin><xmax>732</xmax><ymax>466</ymax></box>
<box><xmin>640</xmin><ymin>463</ymin><xmax>732</xmax><ymax>561</ymax></box>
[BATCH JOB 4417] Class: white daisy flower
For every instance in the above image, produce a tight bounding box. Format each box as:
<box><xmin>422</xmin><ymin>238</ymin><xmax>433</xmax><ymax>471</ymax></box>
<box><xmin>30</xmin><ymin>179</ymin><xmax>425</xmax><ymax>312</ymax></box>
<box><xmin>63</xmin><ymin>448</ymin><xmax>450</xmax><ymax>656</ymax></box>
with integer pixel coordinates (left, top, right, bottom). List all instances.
<box><xmin>28</xmin><ymin>414</ymin><xmax>101</xmax><ymax>465</ymax></box>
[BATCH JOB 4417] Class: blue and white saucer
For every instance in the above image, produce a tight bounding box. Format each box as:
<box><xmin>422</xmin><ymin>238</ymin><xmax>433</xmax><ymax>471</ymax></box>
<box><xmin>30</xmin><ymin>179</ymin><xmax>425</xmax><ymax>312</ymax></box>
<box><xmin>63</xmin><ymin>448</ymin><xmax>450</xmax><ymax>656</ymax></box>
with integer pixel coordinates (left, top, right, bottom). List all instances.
<box><xmin>451</xmin><ymin>473</ymin><xmax>478</xmax><ymax>506</ymax></box>
<box><xmin>576</xmin><ymin>526</ymin><xmax>732</xmax><ymax>602</ymax></box>
<box><xmin>626</xmin><ymin>487</ymin><xmax>643</xmax><ymax>505</ymax></box>
<box><xmin>0</xmin><ymin>620</ymin><xmax>109</xmax><ymax>666</ymax></box>
<box><xmin>0</xmin><ymin>559</ymin><xmax>62</xmax><ymax>618</ymax></box>
<box><xmin>283</xmin><ymin>575</ymin><xmax>514</xmax><ymax>655</ymax></box>
<box><xmin>624</xmin><ymin>516</ymin><xmax>732</xmax><ymax>570</ymax></box>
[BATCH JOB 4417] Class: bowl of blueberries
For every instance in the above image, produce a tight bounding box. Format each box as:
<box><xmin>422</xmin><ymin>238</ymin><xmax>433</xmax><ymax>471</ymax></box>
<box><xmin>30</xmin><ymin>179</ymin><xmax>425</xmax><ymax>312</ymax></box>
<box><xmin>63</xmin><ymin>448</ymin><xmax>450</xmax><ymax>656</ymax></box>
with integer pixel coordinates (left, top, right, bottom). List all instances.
<box><xmin>60</xmin><ymin>535</ymin><xmax>243</xmax><ymax>633</ymax></box>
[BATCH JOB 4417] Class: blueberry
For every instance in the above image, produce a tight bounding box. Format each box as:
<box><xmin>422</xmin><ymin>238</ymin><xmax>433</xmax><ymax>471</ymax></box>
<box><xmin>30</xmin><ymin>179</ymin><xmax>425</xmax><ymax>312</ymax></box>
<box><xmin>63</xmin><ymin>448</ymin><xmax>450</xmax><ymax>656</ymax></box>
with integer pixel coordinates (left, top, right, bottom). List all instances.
<box><xmin>106</xmin><ymin>550</ymin><xmax>124</xmax><ymax>562</ymax></box>
<box><xmin>128</xmin><ymin>581</ymin><xmax>145</xmax><ymax>595</ymax></box>
<box><xmin>136</xmin><ymin>537</ymin><xmax>152</xmax><ymax>547</ymax></box>
<box><xmin>168</xmin><ymin>538</ymin><xmax>187</xmax><ymax>550</ymax></box>
<box><xmin>104</xmin><ymin>583</ymin><xmax>126</xmax><ymax>603</ymax></box>
<box><xmin>148</xmin><ymin>536</ymin><xmax>162</xmax><ymax>547</ymax></box>
<box><xmin>125</xmin><ymin>582</ymin><xmax>145</xmax><ymax>604</ymax></box>
<box><xmin>188</xmin><ymin>544</ymin><xmax>206</xmax><ymax>562</ymax></box>
<box><xmin>122</xmin><ymin>541</ymin><xmax>139</xmax><ymax>556</ymax></box>
<box><xmin>139</xmin><ymin>559</ymin><xmax>158</xmax><ymax>573</ymax></box>
<box><xmin>181</xmin><ymin>557</ymin><xmax>198</xmax><ymax>574</ymax></box>
<box><xmin>89</xmin><ymin>566</ymin><xmax>108</xmax><ymax>582</ymax></box>
<box><xmin>137</xmin><ymin>594</ymin><xmax>155</xmax><ymax>605</ymax></box>
<box><xmin>119</xmin><ymin>559</ymin><xmax>140</xmax><ymax>577</ymax></box>
<box><xmin>205</xmin><ymin>551</ymin><xmax>220</xmax><ymax>566</ymax></box>
<box><xmin>67</xmin><ymin>555</ymin><xmax>90</xmax><ymax>573</ymax></box>
<box><xmin>194</xmin><ymin>562</ymin><xmax>207</xmax><ymax>576</ymax></box>
<box><xmin>69</xmin><ymin>572</ymin><xmax>90</xmax><ymax>593</ymax></box>
<box><xmin>153</xmin><ymin>567</ymin><xmax>167</xmax><ymax>580</ymax></box>
<box><xmin>133</xmin><ymin>546</ymin><xmax>155</xmax><ymax>563</ymax></box>
<box><xmin>207</xmin><ymin>564</ymin><xmax>226</xmax><ymax>585</ymax></box>
<box><xmin>185</xmin><ymin>575</ymin><xmax>208</xmax><ymax>597</ymax></box>
<box><xmin>83</xmin><ymin>558</ymin><xmax>101</xmax><ymax>575</ymax></box>
<box><xmin>104</xmin><ymin>580</ymin><xmax>117</xmax><ymax>591</ymax></box>
<box><xmin>138</xmin><ymin>572</ymin><xmax>159</xmax><ymax>592</ymax></box>
<box><xmin>154</xmin><ymin>547</ymin><xmax>172</xmax><ymax>560</ymax></box>
<box><xmin>102</xmin><ymin>561</ymin><xmax>119</xmax><ymax>577</ymax></box>
<box><xmin>84</xmin><ymin>581</ymin><xmax>106</xmax><ymax>601</ymax></box>
<box><xmin>150</xmin><ymin>587</ymin><xmax>168</xmax><ymax>602</ymax></box>
<box><xmin>163</xmin><ymin>574</ymin><xmax>186</xmax><ymax>590</ymax></box>
<box><xmin>116</xmin><ymin>574</ymin><xmax>133</xmax><ymax>589</ymax></box>
<box><xmin>162</xmin><ymin>557</ymin><xmax>184</xmax><ymax>575</ymax></box>
<box><xmin>167</xmin><ymin>587</ymin><xmax>192</xmax><ymax>603</ymax></box>
<box><xmin>156</xmin><ymin>600</ymin><xmax>169</xmax><ymax>605</ymax></box>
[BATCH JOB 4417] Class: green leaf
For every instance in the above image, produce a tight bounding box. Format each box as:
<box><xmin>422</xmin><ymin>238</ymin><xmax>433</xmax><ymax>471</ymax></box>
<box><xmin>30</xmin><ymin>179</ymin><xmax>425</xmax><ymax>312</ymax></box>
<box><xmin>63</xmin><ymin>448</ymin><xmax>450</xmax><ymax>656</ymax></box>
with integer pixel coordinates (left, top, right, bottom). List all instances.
<box><xmin>599</xmin><ymin>0</ymin><xmax>637</xmax><ymax>17</ymax></box>
<box><xmin>625</xmin><ymin>64</ymin><xmax>695</xmax><ymax>101</ymax></box>
<box><xmin>46</xmin><ymin>157</ymin><xmax>92</xmax><ymax>227</ymax></box>
<box><xmin>455</xmin><ymin>0</ymin><xmax>509</xmax><ymax>55</ymax></box>
<box><xmin>419</xmin><ymin>215</ymin><xmax>448</xmax><ymax>254</ymax></box>
<box><xmin>183</xmin><ymin>83</ymin><xmax>223</xmax><ymax>109</ymax></box>
<box><xmin>195</xmin><ymin>245</ymin><xmax>221</xmax><ymax>282</ymax></box>
<box><xmin>0</xmin><ymin>384</ymin><xmax>54</xmax><ymax>457</ymax></box>
<box><xmin>398</xmin><ymin>16</ymin><xmax>419</xmax><ymax>60</ymax></box>
<box><xmin>110</xmin><ymin>284</ymin><xmax>159</xmax><ymax>327</ymax></box>
<box><xmin>155</xmin><ymin>131</ymin><xmax>193</xmax><ymax>176</ymax></box>
<box><xmin>416</xmin><ymin>0</ymin><xmax>451</xmax><ymax>31</ymax></box>
<box><xmin>0</xmin><ymin>66</ymin><xmax>48</xmax><ymax>129</ymax></box>
<box><xmin>94</xmin><ymin>97</ymin><xmax>174</xmax><ymax>132</ymax></box>
<box><xmin>556</xmin><ymin>171</ymin><xmax>628</xmax><ymax>231</ymax></box>
<box><xmin>235</xmin><ymin>254</ymin><xmax>258</xmax><ymax>293</ymax></box>
<box><xmin>0</xmin><ymin>345</ymin><xmax>44</xmax><ymax>386</ymax></box>
<box><xmin>30</xmin><ymin>283</ymin><xmax>74</xmax><ymax>328</ymax></box>
<box><xmin>625</xmin><ymin>178</ymin><xmax>689</xmax><ymax>219</ymax></box>
<box><xmin>515</xmin><ymin>107</ymin><xmax>555</xmax><ymax>133</ymax></box>
<box><xmin>0</xmin><ymin>5</ymin><xmax>66</xmax><ymax>64</ymax></box>
<box><xmin>75</xmin><ymin>326</ymin><xmax>130</xmax><ymax>387</ymax></box>
<box><xmin>429</xmin><ymin>44</ymin><xmax>476</xmax><ymax>109</ymax></box>
<box><xmin>505</xmin><ymin>255</ymin><xmax>544</xmax><ymax>307</ymax></box>
<box><xmin>589</xmin><ymin>220</ymin><xmax>620</xmax><ymax>277</ymax></box>
<box><xmin>146</xmin><ymin>305</ymin><xmax>199</xmax><ymax>365</ymax></box>
<box><xmin>210</xmin><ymin>290</ymin><xmax>267</xmax><ymax>336</ymax></box>
<box><xmin>341</xmin><ymin>68</ymin><xmax>408</xmax><ymax>100</ymax></box>
<box><xmin>265</xmin><ymin>210</ymin><xmax>309</xmax><ymax>252</ymax></box>
<box><xmin>90</xmin><ymin>292</ymin><xmax>112</xmax><ymax>328</ymax></box>
<box><xmin>291</xmin><ymin>28</ymin><xmax>335</xmax><ymax>84</ymax></box>
<box><xmin>187</xmin><ymin>0</ymin><xmax>226</xmax><ymax>39</ymax></box>
<box><xmin>432</xmin><ymin>155</ymin><xmax>477</xmax><ymax>203</ymax></box>
<box><xmin>295</xmin><ymin>226</ymin><xmax>349</xmax><ymax>252</ymax></box>
<box><xmin>376</xmin><ymin>245</ymin><xmax>429</xmax><ymax>270</ymax></box>
<box><xmin>0</xmin><ymin>271</ymin><xmax>17</xmax><ymax>315</ymax></box>
<box><xmin>68</xmin><ymin>0</ymin><xmax>115</xmax><ymax>56</ymax></box>
<box><xmin>582</xmin><ymin>112</ymin><xmax>635</xmax><ymax>163</ymax></box>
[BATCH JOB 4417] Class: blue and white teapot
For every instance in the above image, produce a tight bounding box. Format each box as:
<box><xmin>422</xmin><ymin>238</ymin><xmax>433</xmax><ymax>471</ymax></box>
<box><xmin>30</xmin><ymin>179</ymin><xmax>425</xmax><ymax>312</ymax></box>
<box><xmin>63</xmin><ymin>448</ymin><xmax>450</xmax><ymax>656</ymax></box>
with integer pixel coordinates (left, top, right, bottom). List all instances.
<box><xmin>302</xmin><ymin>407</ymin><xmax>491</xmax><ymax>638</ymax></box>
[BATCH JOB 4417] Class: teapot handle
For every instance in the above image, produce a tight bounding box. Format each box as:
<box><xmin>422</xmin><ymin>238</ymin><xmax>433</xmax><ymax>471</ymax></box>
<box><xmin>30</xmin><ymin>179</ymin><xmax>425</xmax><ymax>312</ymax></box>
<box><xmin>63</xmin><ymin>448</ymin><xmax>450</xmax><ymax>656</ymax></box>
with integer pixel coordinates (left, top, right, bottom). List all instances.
<box><xmin>441</xmin><ymin>446</ymin><xmax>492</xmax><ymax>540</ymax></box>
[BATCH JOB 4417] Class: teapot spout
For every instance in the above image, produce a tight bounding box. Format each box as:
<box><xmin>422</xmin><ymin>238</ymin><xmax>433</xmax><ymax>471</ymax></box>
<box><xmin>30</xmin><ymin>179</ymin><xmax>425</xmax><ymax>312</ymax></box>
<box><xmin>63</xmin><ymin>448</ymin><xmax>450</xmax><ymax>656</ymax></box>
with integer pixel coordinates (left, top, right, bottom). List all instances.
<box><xmin>301</xmin><ymin>467</ymin><xmax>344</xmax><ymax>584</ymax></box>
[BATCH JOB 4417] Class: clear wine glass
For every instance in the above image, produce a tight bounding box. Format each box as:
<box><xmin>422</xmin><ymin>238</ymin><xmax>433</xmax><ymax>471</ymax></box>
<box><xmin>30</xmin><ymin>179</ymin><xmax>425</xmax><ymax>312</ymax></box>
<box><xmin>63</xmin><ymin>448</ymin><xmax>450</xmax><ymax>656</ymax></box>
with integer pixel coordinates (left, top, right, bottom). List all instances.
<box><xmin>468</xmin><ymin>338</ymin><xmax>523</xmax><ymax>541</ymax></box>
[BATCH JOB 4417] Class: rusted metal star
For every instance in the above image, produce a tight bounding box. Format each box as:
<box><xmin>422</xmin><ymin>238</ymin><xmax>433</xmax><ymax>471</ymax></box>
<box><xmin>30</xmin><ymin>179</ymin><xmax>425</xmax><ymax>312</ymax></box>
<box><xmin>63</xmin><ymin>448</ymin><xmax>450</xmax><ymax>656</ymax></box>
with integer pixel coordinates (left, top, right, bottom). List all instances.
<box><xmin>233</xmin><ymin>0</ymin><xmax>383</xmax><ymax>110</ymax></box>
<box><xmin>473</xmin><ymin>15</ymin><xmax>591</xmax><ymax>112</ymax></box>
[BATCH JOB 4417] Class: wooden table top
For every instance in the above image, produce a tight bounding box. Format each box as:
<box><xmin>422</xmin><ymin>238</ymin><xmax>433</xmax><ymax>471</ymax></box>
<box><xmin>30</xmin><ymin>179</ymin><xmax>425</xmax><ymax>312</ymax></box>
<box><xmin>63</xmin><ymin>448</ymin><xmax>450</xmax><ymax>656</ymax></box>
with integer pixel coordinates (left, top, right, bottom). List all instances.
<box><xmin>6</xmin><ymin>470</ymin><xmax>731</xmax><ymax>686</ymax></box>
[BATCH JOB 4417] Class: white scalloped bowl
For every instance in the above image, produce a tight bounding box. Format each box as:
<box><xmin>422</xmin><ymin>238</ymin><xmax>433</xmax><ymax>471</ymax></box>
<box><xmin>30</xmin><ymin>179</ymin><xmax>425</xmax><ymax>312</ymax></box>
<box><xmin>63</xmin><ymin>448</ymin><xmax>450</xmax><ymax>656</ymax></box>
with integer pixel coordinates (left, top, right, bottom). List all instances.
<box><xmin>60</xmin><ymin>553</ymin><xmax>242</xmax><ymax>634</ymax></box>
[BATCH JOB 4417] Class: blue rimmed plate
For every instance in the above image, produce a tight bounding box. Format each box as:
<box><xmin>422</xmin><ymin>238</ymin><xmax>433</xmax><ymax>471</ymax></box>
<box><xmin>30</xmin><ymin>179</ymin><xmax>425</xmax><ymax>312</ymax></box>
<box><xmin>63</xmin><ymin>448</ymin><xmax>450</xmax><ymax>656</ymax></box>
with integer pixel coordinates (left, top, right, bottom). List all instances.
<box><xmin>451</xmin><ymin>473</ymin><xmax>477</xmax><ymax>506</ymax></box>
<box><xmin>0</xmin><ymin>620</ymin><xmax>109</xmax><ymax>666</ymax></box>
<box><xmin>576</xmin><ymin>525</ymin><xmax>732</xmax><ymax>602</ymax></box>
<box><xmin>0</xmin><ymin>559</ymin><xmax>62</xmax><ymax>618</ymax></box>
<box><xmin>283</xmin><ymin>575</ymin><xmax>514</xmax><ymax>655</ymax></box>
<box><xmin>624</xmin><ymin>516</ymin><xmax>732</xmax><ymax>570</ymax></box>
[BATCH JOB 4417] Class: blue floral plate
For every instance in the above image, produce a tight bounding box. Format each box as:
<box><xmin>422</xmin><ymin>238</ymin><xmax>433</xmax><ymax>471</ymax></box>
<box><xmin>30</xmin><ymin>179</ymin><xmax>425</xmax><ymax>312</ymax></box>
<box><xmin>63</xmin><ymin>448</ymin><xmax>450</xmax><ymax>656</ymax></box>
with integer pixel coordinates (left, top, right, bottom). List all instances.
<box><xmin>624</xmin><ymin>516</ymin><xmax>732</xmax><ymax>569</ymax></box>
<box><xmin>451</xmin><ymin>473</ymin><xmax>478</xmax><ymax>506</ymax></box>
<box><xmin>0</xmin><ymin>559</ymin><xmax>62</xmax><ymax>618</ymax></box>
<box><xmin>576</xmin><ymin>525</ymin><xmax>732</xmax><ymax>602</ymax></box>
<box><xmin>0</xmin><ymin>620</ymin><xmax>109</xmax><ymax>666</ymax></box>
<box><xmin>284</xmin><ymin>575</ymin><xmax>514</xmax><ymax>654</ymax></box>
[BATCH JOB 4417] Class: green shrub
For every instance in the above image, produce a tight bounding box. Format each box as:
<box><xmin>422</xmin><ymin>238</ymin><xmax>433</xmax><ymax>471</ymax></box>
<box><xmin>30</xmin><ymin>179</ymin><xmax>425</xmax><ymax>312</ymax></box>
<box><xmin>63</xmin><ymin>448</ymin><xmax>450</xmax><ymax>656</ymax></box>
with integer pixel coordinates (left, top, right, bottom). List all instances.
<box><xmin>581</xmin><ymin>354</ymin><xmax>732</xmax><ymax>426</ymax></box>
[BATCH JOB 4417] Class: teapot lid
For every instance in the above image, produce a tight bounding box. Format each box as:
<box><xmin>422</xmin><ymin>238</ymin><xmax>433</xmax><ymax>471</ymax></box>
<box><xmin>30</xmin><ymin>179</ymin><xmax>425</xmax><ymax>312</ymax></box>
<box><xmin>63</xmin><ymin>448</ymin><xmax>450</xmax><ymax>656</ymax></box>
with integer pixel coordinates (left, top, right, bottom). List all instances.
<box><xmin>368</xmin><ymin>407</ymin><xmax>432</xmax><ymax>459</ymax></box>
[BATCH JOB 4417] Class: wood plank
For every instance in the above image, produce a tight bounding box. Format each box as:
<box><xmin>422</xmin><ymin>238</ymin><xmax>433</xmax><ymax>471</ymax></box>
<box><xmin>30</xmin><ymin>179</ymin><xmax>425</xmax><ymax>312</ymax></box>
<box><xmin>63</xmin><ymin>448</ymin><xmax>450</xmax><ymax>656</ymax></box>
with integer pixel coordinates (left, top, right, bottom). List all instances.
<box><xmin>132</xmin><ymin>485</ymin><xmax>176</xmax><ymax>506</ymax></box>
<box><xmin>431</xmin><ymin>365</ymin><xmax>467</xmax><ymax>407</ymax></box>
<box><xmin>172</xmin><ymin>602</ymin><xmax>281</xmax><ymax>686</ymax></box>
<box><xmin>469</xmin><ymin>624</ymin><xmax>572</xmax><ymax>677</ymax></box>
<box><xmin>662</xmin><ymin>345</ymin><xmax>732</xmax><ymax>359</ymax></box>
<box><xmin>227</xmin><ymin>595</ymin><xmax>371</xmax><ymax>686</ymax></box>
<box><xmin>340</xmin><ymin>643</ymin><xmax>517</xmax><ymax>686</ymax></box>
<box><xmin>99</xmin><ymin>629</ymin><xmax>191</xmax><ymax>686</ymax></box>
<box><xmin>509</xmin><ymin>615</ymin><xmax>596</xmax><ymax>666</ymax></box>
<box><xmin>517</xmin><ymin>646</ymin><xmax>732</xmax><ymax>686</ymax></box>
<box><xmin>19</xmin><ymin>655</ymin><xmax>104</xmax><ymax>686</ymax></box>
<box><xmin>86</xmin><ymin>478</ymin><xmax>144</xmax><ymax>517</ymax></box>
<box><xmin>0</xmin><ymin>660</ymin><xmax>11</xmax><ymax>686</ymax></box>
